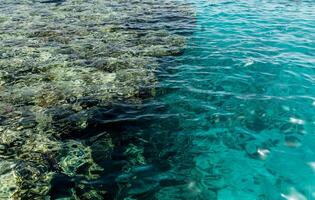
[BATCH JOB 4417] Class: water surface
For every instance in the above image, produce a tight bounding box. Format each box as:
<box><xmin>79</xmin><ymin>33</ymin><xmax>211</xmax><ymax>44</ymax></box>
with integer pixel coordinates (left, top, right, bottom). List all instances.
<box><xmin>1</xmin><ymin>0</ymin><xmax>315</xmax><ymax>199</ymax></box>
<box><xmin>150</xmin><ymin>0</ymin><xmax>315</xmax><ymax>199</ymax></box>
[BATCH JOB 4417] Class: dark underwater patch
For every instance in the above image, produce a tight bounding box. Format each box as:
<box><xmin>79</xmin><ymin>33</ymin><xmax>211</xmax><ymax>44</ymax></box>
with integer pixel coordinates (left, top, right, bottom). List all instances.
<box><xmin>0</xmin><ymin>0</ymin><xmax>195</xmax><ymax>199</ymax></box>
<box><xmin>39</xmin><ymin>0</ymin><xmax>65</xmax><ymax>5</ymax></box>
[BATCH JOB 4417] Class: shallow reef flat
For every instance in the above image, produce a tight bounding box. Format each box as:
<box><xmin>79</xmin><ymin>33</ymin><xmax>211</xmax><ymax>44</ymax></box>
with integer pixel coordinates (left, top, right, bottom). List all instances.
<box><xmin>0</xmin><ymin>0</ymin><xmax>194</xmax><ymax>199</ymax></box>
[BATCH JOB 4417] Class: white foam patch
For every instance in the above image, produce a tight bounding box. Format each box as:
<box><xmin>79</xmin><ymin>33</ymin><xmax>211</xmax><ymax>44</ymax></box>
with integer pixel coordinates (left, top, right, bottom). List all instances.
<box><xmin>289</xmin><ymin>117</ymin><xmax>305</xmax><ymax>125</ymax></box>
<box><xmin>281</xmin><ymin>187</ymin><xmax>307</xmax><ymax>200</ymax></box>
<box><xmin>244</xmin><ymin>59</ymin><xmax>254</xmax><ymax>67</ymax></box>
<box><xmin>257</xmin><ymin>148</ymin><xmax>270</xmax><ymax>159</ymax></box>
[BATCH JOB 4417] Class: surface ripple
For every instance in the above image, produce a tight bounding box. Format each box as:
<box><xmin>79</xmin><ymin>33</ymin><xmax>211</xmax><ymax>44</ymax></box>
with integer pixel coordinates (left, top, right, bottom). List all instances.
<box><xmin>1</xmin><ymin>0</ymin><xmax>315</xmax><ymax>199</ymax></box>
<box><xmin>151</xmin><ymin>0</ymin><xmax>315</xmax><ymax>199</ymax></box>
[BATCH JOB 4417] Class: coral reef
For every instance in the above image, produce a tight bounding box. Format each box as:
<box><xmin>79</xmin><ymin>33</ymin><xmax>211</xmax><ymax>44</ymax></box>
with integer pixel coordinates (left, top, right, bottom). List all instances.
<box><xmin>0</xmin><ymin>0</ymin><xmax>194</xmax><ymax>199</ymax></box>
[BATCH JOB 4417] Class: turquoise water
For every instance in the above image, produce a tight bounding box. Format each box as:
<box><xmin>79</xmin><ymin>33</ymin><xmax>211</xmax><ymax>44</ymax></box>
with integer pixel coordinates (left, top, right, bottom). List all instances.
<box><xmin>146</xmin><ymin>0</ymin><xmax>315</xmax><ymax>199</ymax></box>
<box><xmin>1</xmin><ymin>0</ymin><xmax>315</xmax><ymax>199</ymax></box>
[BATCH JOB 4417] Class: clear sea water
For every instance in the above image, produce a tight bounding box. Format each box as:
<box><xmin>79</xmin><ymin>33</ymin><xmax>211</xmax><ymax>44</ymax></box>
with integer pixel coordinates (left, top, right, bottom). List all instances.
<box><xmin>143</xmin><ymin>0</ymin><xmax>315</xmax><ymax>199</ymax></box>
<box><xmin>1</xmin><ymin>0</ymin><xmax>315</xmax><ymax>199</ymax></box>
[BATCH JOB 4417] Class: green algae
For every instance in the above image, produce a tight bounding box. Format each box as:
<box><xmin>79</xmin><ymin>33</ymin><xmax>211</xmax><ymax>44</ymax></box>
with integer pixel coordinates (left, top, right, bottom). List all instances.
<box><xmin>0</xmin><ymin>0</ymin><xmax>193</xmax><ymax>198</ymax></box>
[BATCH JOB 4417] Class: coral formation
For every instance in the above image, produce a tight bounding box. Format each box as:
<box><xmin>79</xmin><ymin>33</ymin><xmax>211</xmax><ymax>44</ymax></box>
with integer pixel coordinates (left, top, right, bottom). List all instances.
<box><xmin>0</xmin><ymin>0</ymin><xmax>194</xmax><ymax>199</ymax></box>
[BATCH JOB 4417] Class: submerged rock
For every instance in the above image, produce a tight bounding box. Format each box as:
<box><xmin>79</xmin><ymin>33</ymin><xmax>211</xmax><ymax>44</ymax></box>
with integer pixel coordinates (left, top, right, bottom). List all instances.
<box><xmin>0</xmin><ymin>0</ymin><xmax>194</xmax><ymax>198</ymax></box>
<box><xmin>0</xmin><ymin>161</ymin><xmax>18</xmax><ymax>199</ymax></box>
<box><xmin>58</xmin><ymin>140</ymin><xmax>104</xmax><ymax>178</ymax></box>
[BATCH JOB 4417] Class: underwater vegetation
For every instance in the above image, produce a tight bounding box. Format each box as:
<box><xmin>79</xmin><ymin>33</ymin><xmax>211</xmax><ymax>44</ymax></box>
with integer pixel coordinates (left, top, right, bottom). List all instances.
<box><xmin>0</xmin><ymin>0</ymin><xmax>194</xmax><ymax>199</ymax></box>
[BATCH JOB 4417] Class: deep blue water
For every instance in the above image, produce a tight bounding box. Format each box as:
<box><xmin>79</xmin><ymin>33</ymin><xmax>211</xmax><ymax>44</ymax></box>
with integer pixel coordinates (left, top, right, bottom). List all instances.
<box><xmin>142</xmin><ymin>0</ymin><xmax>315</xmax><ymax>199</ymax></box>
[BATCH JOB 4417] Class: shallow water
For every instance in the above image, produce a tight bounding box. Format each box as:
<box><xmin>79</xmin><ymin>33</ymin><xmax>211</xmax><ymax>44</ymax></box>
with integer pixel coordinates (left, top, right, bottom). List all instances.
<box><xmin>0</xmin><ymin>0</ymin><xmax>193</xmax><ymax>199</ymax></box>
<box><xmin>1</xmin><ymin>0</ymin><xmax>315</xmax><ymax>199</ymax></box>
<box><xmin>151</xmin><ymin>0</ymin><xmax>315</xmax><ymax>199</ymax></box>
